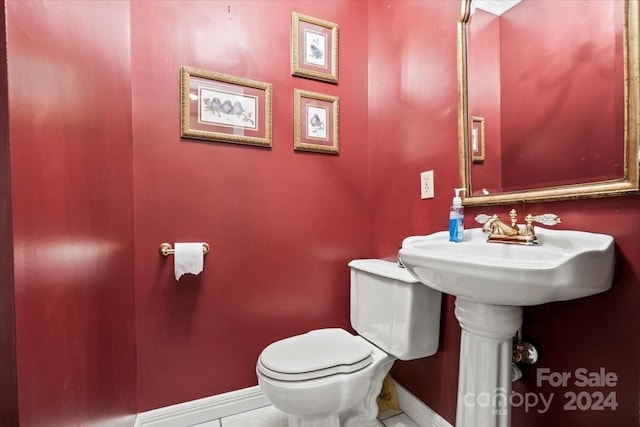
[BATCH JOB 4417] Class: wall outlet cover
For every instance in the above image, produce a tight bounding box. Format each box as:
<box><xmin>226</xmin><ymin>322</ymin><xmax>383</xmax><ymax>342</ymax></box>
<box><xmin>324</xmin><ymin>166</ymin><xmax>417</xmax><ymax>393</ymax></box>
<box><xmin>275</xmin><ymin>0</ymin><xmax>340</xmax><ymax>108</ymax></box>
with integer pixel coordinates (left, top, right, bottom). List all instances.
<box><xmin>421</xmin><ymin>170</ymin><xmax>434</xmax><ymax>199</ymax></box>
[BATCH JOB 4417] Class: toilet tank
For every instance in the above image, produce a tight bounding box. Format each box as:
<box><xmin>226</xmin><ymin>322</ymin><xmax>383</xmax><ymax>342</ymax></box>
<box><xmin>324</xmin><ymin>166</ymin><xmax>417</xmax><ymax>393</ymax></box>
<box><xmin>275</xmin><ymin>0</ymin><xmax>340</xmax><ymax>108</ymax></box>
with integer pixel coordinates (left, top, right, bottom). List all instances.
<box><xmin>348</xmin><ymin>259</ymin><xmax>442</xmax><ymax>360</ymax></box>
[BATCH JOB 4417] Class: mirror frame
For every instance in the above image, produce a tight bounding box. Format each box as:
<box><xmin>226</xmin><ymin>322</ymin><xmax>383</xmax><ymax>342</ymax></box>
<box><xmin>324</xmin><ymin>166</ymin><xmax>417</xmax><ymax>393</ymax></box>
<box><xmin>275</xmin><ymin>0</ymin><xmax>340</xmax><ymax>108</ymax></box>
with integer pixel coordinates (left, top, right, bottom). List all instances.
<box><xmin>458</xmin><ymin>0</ymin><xmax>639</xmax><ymax>206</ymax></box>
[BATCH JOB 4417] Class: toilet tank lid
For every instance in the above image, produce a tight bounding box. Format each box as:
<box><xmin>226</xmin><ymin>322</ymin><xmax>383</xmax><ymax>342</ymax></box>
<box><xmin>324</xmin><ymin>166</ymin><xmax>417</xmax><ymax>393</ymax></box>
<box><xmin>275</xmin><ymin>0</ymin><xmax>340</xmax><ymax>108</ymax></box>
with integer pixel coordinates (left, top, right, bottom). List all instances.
<box><xmin>348</xmin><ymin>259</ymin><xmax>418</xmax><ymax>283</ymax></box>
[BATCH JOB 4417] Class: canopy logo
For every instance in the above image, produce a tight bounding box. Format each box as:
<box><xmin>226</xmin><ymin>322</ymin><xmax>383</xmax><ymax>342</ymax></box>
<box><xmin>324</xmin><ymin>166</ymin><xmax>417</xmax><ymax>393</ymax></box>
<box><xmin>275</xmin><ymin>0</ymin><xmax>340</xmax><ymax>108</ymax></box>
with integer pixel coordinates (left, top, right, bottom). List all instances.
<box><xmin>462</xmin><ymin>367</ymin><xmax>619</xmax><ymax>414</ymax></box>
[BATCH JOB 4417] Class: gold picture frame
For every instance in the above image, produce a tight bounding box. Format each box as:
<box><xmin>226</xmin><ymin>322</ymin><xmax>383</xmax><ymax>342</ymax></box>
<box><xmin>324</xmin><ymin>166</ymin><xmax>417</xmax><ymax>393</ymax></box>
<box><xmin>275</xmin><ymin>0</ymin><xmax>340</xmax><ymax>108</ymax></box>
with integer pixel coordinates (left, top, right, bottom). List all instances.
<box><xmin>471</xmin><ymin>116</ymin><xmax>485</xmax><ymax>163</ymax></box>
<box><xmin>291</xmin><ymin>12</ymin><xmax>339</xmax><ymax>84</ymax></box>
<box><xmin>180</xmin><ymin>66</ymin><xmax>272</xmax><ymax>147</ymax></box>
<box><xmin>294</xmin><ymin>89</ymin><xmax>339</xmax><ymax>154</ymax></box>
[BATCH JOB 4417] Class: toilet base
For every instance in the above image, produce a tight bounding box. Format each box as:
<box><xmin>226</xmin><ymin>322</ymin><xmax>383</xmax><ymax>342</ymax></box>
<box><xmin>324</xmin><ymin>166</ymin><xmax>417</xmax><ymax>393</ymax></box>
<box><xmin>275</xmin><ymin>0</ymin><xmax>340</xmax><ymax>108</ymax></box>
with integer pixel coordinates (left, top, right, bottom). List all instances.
<box><xmin>340</xmin><ymin>405</ymin><xmax>386</xmax><ymax>427</ymax></box>
<box><xmin>266</xmin><ymin>352</ymin><xmax>394</xmax><ymax>427</ymax></box>
<box><xmin>288</xmin><ymin>412</ymin><xmax>339</xmax><ymax>427</ymax></box>
<box><xmin>286</xmin><ymin>401</ymin><xmax>387</xmax><ymax>427</ymax></box>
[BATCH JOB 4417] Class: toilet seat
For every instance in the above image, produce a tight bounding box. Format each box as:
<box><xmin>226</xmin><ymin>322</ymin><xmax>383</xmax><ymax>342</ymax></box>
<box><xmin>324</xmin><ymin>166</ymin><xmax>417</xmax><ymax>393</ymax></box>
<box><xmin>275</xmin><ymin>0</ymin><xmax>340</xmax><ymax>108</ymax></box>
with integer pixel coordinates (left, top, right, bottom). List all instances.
<box><xmin>257</xmin><ymin>328</ymin><xmax>373</xmax><ymax>381</ymax></box>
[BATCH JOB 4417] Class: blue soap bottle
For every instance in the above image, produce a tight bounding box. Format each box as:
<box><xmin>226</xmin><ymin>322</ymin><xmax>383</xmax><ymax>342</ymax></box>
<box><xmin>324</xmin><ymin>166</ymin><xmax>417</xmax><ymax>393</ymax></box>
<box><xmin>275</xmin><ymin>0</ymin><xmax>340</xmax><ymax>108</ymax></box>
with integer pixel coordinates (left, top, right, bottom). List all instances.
<box><xmin>449</xmin><ymin>188</ymin><xmax>465</xmax><ymax>242</ymax></box>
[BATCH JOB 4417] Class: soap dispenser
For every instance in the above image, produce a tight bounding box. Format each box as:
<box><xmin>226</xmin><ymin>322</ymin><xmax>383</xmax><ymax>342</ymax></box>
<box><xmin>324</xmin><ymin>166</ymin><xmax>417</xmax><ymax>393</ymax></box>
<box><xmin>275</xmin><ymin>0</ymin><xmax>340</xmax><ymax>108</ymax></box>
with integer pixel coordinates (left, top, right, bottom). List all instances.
<box><xmin>449</xmin><ymin>188</ymin><xmax>465</xmax><ymax>242</ymax></box>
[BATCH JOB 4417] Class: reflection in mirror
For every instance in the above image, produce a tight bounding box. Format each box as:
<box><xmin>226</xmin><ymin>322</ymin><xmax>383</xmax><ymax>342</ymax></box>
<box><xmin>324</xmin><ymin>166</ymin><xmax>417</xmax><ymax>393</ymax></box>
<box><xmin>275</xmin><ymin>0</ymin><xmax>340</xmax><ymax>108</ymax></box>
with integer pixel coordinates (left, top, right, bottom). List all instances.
<box><xmin>458</xmin><ymin>0</ymin><xmax>639</xmax><ymax>206</ymax></box>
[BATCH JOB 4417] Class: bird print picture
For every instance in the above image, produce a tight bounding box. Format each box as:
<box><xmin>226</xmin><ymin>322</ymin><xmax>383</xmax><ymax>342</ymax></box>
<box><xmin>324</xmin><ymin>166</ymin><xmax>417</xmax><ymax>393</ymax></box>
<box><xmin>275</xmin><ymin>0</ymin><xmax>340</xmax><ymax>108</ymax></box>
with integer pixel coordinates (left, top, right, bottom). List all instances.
<box><xmin>180</xmin><ymin>67</ymin><xmax>272</xmax><ymax>147</ymax></box>
<box><xmin>306</xmin><ymin>106</ymin><xmax>327</xmax><ymax>140</ymax></box>
<box><xmin>199</xmin><ymin>87</ymin><xmax>257</xmax><ymax>130</ymax></box>
<box><xmin>293</xmin><ymin>89</ymin><xmax>338</xmax><ymax>154</ymax></box>
<box><xmin>303</xmin><ymin>31</ymin><xmax>327</xmax><ymax>68</ymax></box>
<box><xmin>291</xmin><ymin>13</ymin><xmax>338</xmax><ymax>84</ymax></box>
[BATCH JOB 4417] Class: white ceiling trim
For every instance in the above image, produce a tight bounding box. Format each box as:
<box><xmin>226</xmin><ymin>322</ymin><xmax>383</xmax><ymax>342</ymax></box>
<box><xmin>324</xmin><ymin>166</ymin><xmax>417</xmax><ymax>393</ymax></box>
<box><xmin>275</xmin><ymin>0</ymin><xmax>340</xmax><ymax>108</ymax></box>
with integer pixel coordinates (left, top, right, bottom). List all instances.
<box><xmin>474</xmin><ymin>0</ymin><xmax>522</xmax><ymax>16</ymax></box>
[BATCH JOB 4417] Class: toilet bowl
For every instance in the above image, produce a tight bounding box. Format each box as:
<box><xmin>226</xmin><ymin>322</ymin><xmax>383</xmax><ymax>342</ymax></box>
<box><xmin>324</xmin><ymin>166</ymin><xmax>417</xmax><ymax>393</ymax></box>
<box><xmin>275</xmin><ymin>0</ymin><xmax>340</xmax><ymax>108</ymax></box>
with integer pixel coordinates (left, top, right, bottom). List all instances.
<box><xmin>256</xmin><ymin>259</ymin><xmax>442</xmax><ymax>427</ymax></box>
<box><xmin>257</xmin><ymin>329</ymin><xmax>394</xmax><ymax>427</ymax></box>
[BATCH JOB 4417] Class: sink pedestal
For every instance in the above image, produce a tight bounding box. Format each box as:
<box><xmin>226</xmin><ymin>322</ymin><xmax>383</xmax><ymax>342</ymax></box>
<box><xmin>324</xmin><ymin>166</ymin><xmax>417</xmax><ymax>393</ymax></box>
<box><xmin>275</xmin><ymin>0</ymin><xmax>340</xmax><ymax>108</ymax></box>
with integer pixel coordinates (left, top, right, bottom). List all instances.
<box><xmin>454</xmin><ymin>298</ymin><xmax>523</xmax><ymax>427</ymax></box>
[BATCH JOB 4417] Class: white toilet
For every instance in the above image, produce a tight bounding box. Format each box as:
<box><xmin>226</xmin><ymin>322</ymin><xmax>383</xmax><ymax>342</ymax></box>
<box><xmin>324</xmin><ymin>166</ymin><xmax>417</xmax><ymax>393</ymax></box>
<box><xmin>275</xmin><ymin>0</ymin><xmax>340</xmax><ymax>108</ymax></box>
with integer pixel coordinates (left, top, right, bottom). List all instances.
<box><xmin>256</xmin><ymin>259</ymin><xmax>442</xmax><ymax>427</ymax></box>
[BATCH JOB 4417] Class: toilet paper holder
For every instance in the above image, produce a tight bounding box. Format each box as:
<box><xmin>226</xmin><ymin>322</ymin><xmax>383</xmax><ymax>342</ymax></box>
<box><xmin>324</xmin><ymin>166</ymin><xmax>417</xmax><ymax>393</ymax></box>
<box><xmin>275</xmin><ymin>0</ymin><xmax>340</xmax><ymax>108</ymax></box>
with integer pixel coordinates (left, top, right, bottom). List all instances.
<box><xmin>159</xmin><ymin>242</ymin><xmax>210</xmax><ymax>257</ymax></box>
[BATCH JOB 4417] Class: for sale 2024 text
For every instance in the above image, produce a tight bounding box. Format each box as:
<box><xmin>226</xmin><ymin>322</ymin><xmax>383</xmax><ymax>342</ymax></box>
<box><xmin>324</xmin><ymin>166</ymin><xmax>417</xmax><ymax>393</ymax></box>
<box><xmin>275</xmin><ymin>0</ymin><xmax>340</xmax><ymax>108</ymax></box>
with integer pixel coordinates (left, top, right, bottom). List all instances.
<box><xmin>536</xmin><ymin>367</ymin><xmax>618</xmax><ymax>411</ymax></box>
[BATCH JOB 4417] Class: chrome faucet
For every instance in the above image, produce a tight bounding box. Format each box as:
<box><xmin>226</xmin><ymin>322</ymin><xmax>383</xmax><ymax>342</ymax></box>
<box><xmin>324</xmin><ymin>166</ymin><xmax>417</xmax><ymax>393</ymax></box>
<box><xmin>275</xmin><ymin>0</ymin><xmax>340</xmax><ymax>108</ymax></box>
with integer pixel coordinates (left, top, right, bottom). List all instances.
<box><xmin>475</xmin><ymin>209</ymin><xmax>561</xmax><ymax>245</ymax></box>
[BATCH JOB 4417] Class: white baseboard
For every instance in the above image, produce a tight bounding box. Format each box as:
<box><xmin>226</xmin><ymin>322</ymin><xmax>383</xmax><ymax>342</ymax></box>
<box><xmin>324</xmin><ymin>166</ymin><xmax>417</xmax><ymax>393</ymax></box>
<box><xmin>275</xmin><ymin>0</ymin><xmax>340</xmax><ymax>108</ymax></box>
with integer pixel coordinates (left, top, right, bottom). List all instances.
<box><xmin>134</xmin><ymin>385</ymin><xmax>270</xmax><ymax>427</ymax></box>
<box><xmin>394</xmin><ymin>380</ymin><xmax>454</xmax><ymax>427</ymax></box>
<box><xmin>134</xmin><ymin>380</ymin><xmax>452</xmax><ymax>427</ymax></box>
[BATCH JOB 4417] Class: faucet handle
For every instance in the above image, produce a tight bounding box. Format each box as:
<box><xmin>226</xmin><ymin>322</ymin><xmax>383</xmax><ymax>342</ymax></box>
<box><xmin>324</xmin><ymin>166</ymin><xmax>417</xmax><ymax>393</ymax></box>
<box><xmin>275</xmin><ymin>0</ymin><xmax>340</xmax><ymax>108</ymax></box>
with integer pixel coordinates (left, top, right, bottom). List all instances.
<box><xmin>475</xmin><ymin>213</ymin><xmax>494</xmax><ymax>224</ymax></box>
<box><xmin>527</xmin><ymin>213</ymin><xmax>562</xmax><ymax>226</ymax></box>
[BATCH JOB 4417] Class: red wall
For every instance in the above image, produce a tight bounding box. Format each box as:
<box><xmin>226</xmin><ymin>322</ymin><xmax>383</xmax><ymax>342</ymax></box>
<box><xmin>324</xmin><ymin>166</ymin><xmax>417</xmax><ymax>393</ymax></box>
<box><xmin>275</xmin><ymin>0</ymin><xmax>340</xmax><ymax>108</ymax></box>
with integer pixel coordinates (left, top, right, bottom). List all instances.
<box><xmin>368</xmin><ymin>2</ymin><xmax>640</xmax><ymax>426</ymax></box>
<box><xmin>4</xmin><ymin>1</ymin><xmax>136</xmax><ymax>425</ymax></box>
<box><xmin>0</xmin><ymin>0</ymin><xmax>18</xmax><ymax>424</ymax></box>
<box><xmin>1</xmin><ymin>1</ymin><xmax>639</xmax><ymax>426</ymax></box>
<box><xmin>130</xmin><ymin>0</ymin><xmax>369</xmax><ymax>410</ymax></box>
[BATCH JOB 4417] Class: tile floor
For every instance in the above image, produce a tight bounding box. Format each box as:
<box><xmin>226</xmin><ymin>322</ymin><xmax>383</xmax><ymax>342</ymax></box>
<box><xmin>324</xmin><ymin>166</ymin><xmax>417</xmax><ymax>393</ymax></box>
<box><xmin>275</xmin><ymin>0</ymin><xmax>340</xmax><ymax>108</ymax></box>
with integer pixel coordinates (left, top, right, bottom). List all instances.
<box><xmin>192</xmin><ymin>404</ymin><xmax>421</xmax><ymax>427</ymax></box>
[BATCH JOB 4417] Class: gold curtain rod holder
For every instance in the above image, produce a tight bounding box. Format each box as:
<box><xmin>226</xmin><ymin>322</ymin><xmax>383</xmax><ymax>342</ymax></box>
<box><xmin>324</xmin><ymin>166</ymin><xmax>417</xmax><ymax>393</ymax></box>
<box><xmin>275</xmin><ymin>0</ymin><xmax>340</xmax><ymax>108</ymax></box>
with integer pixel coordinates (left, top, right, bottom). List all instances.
<box><xmin>159</xmin><ymin>242</ymin><xmax>210</xmax><ymax>257</ymax></box>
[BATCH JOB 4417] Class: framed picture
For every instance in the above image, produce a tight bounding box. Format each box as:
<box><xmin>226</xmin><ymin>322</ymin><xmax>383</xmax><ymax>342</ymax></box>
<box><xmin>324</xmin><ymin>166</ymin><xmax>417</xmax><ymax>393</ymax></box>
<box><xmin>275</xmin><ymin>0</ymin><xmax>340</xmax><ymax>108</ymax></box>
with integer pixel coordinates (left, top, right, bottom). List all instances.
<box><xmin>294</xmin><ymin>89</ymin><xmax>339</xmax><ymax>154</ymax></box>
<box><xmin>180</xmin><ymin>66</ymin><xmax>272</xmax><ymax>147</ymax></box>
<box><xmin>291</xmin><ymin>12</ymin><xmax>339</xmax><ymax>84</ymax></box>
<box><xmin>471</xmin><ymin>116</ymin><xmax>485</xmax><ymax>163</ymax></box>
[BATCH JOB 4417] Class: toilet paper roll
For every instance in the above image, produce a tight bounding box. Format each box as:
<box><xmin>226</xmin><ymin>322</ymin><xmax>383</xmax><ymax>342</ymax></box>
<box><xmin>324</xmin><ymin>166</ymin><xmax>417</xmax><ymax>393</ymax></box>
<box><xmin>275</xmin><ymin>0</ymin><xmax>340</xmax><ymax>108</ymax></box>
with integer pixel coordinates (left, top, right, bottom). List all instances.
<box><xmin>174</xmin><ymin>242</ymin><xmax>205</xmax><ymax>280</ymax></box>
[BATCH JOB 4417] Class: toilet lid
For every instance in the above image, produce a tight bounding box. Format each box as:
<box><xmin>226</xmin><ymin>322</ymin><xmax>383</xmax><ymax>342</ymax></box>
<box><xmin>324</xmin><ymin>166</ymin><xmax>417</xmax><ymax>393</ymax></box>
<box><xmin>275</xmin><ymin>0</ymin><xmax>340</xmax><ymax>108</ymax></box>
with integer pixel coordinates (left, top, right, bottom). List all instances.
<box><xmin>258</xmin><ymin>328</ymin><xmax>373</xmax><ymax>381</ymax></box>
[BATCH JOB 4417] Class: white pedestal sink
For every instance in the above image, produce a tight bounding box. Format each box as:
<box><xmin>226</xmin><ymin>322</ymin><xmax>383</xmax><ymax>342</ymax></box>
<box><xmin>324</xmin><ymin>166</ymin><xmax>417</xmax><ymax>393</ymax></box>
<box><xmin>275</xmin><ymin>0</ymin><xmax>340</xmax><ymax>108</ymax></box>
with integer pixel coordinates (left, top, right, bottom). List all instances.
<box><xmin>399</xmin><ymin>228</ymin><xmax>615</xmax><ymax>427</ymax></box>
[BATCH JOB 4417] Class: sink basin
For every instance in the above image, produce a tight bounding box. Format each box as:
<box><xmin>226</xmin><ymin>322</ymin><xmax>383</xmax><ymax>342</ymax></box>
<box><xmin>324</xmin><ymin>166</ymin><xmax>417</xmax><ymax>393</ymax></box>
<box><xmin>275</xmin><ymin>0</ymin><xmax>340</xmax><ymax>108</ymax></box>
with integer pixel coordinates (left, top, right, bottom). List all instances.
<box><xmin>399</xmin><ymin>227</ymin><xmax>615</xmax><ymax>306</ymax></box>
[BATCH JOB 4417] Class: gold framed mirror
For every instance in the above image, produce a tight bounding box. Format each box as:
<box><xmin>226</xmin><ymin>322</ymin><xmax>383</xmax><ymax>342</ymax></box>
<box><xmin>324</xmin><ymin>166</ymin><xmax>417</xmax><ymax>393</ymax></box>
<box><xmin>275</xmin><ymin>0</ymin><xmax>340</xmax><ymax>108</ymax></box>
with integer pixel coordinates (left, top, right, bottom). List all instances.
<box><xmin>458</xmin><ymin>0</ymin><xmax>639</xmax><ymax>206</ymax></box>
